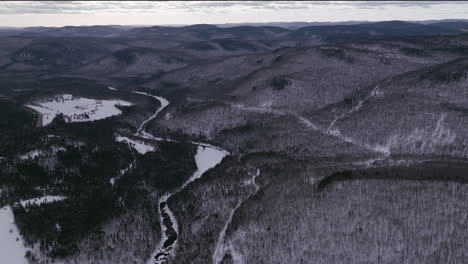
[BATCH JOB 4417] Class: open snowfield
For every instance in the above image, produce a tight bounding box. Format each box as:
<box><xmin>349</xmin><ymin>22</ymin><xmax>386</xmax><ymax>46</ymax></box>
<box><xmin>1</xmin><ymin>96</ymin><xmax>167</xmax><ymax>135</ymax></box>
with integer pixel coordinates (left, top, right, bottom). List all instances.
<box><xmin>25</xmin><ymin>94</ymin><xmax>132</xmax><ymax>126</ymax></box>
<box><xmin>189</xmin><ymin>146</ymin><xmax>228</xmax><ymax>184</ymax></box>
<box><xmin>0</xmin><ymin>196</ymin><xmax>66</xmax><ymax>264</ymax></box>
<box><xmin>0</xmin><ymin>206</ymin><xmax>29</xmax><ymax>264</ymax></box>
<box><xmin>116</xmin><ymin>135</ymin><xmax>155</xmax><ymax>154</ymax></box>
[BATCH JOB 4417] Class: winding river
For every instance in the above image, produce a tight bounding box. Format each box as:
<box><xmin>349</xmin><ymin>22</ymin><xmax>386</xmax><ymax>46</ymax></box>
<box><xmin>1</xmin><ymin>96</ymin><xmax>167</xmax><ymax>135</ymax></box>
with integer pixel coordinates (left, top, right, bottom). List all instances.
<box><xmin>131</xmin><ymin>91</ymin><xmax>228</xmax><ymax>264</ymax></box>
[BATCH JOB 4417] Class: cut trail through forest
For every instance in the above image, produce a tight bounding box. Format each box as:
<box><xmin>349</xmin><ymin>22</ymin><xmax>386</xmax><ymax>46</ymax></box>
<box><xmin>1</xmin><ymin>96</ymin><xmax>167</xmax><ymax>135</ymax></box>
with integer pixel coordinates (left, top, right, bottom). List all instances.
<box><xmin>212</xmin><ymin>168</ymin><xmax>260</xmax><ymax>264</ymax></box>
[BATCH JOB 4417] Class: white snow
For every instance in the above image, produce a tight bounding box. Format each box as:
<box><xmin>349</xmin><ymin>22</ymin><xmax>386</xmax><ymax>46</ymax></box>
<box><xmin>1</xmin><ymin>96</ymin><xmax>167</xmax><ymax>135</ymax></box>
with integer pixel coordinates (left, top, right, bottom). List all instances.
<box><xmin>20</xmin><ymin>146</ymin><xmax>65</xmax><ymax>160</ymax></box>
<box><xmin>212</xmin><ymin>169</ymin><xmax>260</xmax><ymax>264</ymax></box>
<box><xmin>130</xmin><ymin>91</ymin><xmax>230</xmax><ymax>264</ymax></box>
<box><xmin>107</xmin><ymin>86</ymin><xmax>118</xmax><ymax>91</ymax></box>
<box><xmin>0</xmin><ymin>206</ymin><xmax>29</xmax><ymax>264</ymax></box>
<box><xmin>19</xmin><ymin>196</ymin><xmax>67</xmax><ymax>209</ymax></box>
<box><xmin>0</xmin><ymin>196</ymin><xmax>66</xmax><ymax>264</ymax></box>
<box><xmin>183</xmin><ymin>146</ymin><xmax>228</xmax><ymax>188</ymax></box>
<box><xmin>26</xmin><ymin>94</ymin><xmax>132</xmax><ymax>126</ymax></box>
<box><xmin>148</xmin><ymin>194</ymin><xmax>180</xmax><ymax>264</ymax></box>
<box><xmin>148</xmin><ymin>145</ymin><xmax>228</xmax><ymax>264</ymax></box>
<box><xmin>55</xmin><ymin>222</ymin><xmax>61</xmax><ymax>232</ymax></box>
<box><xmin>115</xmin><ymin>136</ymin><xmax>155</xmax><ymax>154</ymax></box>
<box><xmin>0</xmin><ymin>195</ymin><xmax>66</xmax><ymax>264</ymax></box>
<box><xmin>20</xmin><ymin>150</ymin><xmax>42</xmax><ymax>160</ymax></box>
<box><xmin>132</xmin><ymin>91</ymin><xmax>169</xmax><ymax>137</ymax></box>
<box><xmin>110</xmin><ymin>160</ymin><xmax>136</xmax><ymax>186</ymax></box>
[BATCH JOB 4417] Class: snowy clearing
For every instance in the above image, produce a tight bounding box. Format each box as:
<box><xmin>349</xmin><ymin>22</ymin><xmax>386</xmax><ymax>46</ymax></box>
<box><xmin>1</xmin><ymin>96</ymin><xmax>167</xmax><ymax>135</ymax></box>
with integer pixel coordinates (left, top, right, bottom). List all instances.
<box><xmin>0</xmin><ymin>195</ymin><xmax>67</xmax><ymax>264</ymax></box>
<box><xmin>183</xmin><ymin>146</ymin><xmax>228</xmax><ymax>188</ymax></box>
<box><xmin>115</xmin><ymin>136</ymin><xmax>155</xmax><ymax>154</ymax></box>
<box><xmin>0</xmin><ymin>206</ymin><xmax>29</xmax><ymax>264</ymax></box>
<box><xmin>26</xmin><ymin>94</ymin><xmax>132</xmax><ymax>126</ymax></box>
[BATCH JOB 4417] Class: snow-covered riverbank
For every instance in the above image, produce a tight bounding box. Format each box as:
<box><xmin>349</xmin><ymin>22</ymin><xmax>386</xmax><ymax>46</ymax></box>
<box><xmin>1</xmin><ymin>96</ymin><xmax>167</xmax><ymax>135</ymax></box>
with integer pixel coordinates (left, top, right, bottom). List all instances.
<box><xmin>149</xmin><ymin>145</ymin><xmax>228</xmax><ymax>264</ymax></box>
<box><xmin>132</xmin><ymin>91</ymin><xmax>169</xmax><ymax>138</ymax></box>
<box><xmin>129</xmin><ymin>91</ymin><xmax>229</xmax><ymax>264</ymax></box>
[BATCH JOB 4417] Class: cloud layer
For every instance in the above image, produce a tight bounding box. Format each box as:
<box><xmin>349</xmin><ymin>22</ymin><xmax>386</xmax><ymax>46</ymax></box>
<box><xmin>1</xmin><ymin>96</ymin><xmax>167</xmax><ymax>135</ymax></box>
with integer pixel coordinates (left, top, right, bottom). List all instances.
<box><xmin>0</xmin><ymin>1</ymin><xmax>467</xmax><ymax>27</ymax></box>
<box><xmin>1</xmin><ymin>1</ymin><xmax>467</xmax><ymax>15</ymax></box>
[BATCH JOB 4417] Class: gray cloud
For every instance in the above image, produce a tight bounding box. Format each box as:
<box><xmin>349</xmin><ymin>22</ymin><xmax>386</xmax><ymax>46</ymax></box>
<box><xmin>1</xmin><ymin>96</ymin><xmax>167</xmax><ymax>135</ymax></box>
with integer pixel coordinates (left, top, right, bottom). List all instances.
<box><xmin>0</xmin><ymin>1</ymin><xmax>467</xmax><ymax>15</ymax></box>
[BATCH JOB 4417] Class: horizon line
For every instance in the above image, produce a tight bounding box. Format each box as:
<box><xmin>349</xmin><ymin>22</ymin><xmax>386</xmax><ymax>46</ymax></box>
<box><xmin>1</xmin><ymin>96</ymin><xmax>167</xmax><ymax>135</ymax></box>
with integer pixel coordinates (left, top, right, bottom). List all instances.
<box><xmin>2</xmin><ymin>18</ymin><xmax>468</xmax><ymax>29</ymax></box>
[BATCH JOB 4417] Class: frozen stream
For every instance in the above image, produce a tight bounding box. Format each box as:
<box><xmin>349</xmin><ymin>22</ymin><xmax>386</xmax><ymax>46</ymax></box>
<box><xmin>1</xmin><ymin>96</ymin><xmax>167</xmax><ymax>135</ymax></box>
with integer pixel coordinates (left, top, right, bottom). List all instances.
<box><xmin>131</xmin><ymin>92</ymin><xmax>228</xmax><ymax>264</ymax></box>
<box><xmin>149</xmin><ymin>146</ymin><xmax>228</xmax><ymax>264</ymax></box>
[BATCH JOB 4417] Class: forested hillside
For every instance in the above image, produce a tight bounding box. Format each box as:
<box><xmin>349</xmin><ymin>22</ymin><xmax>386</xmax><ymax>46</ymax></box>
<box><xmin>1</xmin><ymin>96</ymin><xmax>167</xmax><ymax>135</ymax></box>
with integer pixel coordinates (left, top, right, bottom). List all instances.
<box><xmin>1</xmin><ymin>20</ymin><xmax>468</xmax><ymax>264</ymax></box>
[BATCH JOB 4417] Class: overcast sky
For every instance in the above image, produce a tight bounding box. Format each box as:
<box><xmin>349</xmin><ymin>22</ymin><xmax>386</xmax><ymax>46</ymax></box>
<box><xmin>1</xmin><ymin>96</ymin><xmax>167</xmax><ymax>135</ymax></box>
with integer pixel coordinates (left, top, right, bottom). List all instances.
<box><xmin>1</xmin><ymin>1</ymin><xmax>468</xmax><ymax>27</ymax></box>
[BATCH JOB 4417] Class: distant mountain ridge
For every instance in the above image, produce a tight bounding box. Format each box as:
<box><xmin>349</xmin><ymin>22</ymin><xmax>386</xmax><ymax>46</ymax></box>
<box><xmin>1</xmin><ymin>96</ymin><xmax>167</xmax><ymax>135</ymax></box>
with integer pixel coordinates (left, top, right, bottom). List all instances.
<box><xmin>1</xmin><ymin>20</ymin><xmax>468</xmax><ymax>40</ymax></box>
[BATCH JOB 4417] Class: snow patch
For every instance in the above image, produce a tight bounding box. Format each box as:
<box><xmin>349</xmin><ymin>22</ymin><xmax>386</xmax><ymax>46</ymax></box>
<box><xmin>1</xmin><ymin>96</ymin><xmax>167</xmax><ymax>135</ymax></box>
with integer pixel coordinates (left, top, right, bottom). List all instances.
<box><xmin>110</xmin><ymin>160</ymin><xmax>136</xmax><ymax>186</ymax></box>
<box><xmin>376</xmin><ymin>114</ymin><xmax>456</xmax><ymax>157</ymax></box>
<box><xmin>213</xmin><ymin>169</ymin><xmax>260</xmax><ymax>264</ymax></box>
<box><xmin>0</xmin><ymin>206</ymin><xmax>29</xmax><ymax>264</ymax></box>
<box><xmin>26</xmin><ymin>94</ymin><xmax>132</xmax><ymax>126</ymax></box>
<box><xmin>0</xmin><ymin>195</ymin><xmax>66</xmax><ymax>264</ymax></box>
<box><xmin>184</xmin><ymin>146</ymin><xmax>228</xmax><ymax>187</ymax></box>
<box><xmin>19</xmin><ymin>196</ymin><xmax>67</xmax><ymax>209</ymax></box>
<box><xmin>20</xmin><ymin>150</ymin><xmax>42</xmax><ymax>160</ymax></box>
<box><xmin>20</xmin><ymin>146</ymin><xmax>65</xmax><ymax>160</ymax></box>
<box><xmin>132</xmin><ymin>91</ymin><xmax>169</xmax><ymax>137</ymax></box>
<box><xmin>116</xmin><ymin>136</ymin><xmax>155</xmax><ymax>154</ymax></box>
<box><xmin>149</xmin><ymin>194</ymin><xmax>179</xmax><ymax>264</ymax></box>
<box><xmin>148</xmin><ymin>146</ymin><xmax>228</xmax><ymax>264</ymax></box>
<box><xmin>107</xmin><ymin>86</ymin><xmax>118</xmax><ymax>91</ymax></box>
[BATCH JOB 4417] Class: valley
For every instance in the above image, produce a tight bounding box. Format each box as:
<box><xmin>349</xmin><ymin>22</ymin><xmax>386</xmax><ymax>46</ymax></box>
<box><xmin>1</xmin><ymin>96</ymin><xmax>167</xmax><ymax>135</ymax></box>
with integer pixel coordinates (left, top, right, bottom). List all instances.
<box><xmin>1</xmin><ymin>19</ymin><xmax>468</xmax><ymax>264</ymax></box>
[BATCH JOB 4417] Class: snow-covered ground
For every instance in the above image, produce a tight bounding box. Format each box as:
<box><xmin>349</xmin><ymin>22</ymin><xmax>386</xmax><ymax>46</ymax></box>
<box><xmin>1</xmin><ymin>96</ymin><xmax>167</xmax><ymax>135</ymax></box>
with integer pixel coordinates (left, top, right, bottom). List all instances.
<box><xmin>20</xmin><ymin>150</ymin><xmax>42</xmax><ymax>160</ymax></box>
<box><xmin>0</xmin><ymin>206</ymin><xmax>29</xmax><ymax>264</ymax></box>
<box><xmin>109</xmin><ymin>160</ymin><xmax>136</xmax><ymax>186</ymax></box>
<box><xmin>149</xmin><ymin>145</ymin><xmax>228</xmax><ymax>264</ymax></box>
<box><xmin>26</xmin><ymin>94</ymin><xmax>132</xmax><ymax>126</ymax></box>
<box><xmin>19</xmin><ymin>196</ymin><xmax>67</xmax><ymax>209</ymax></box>
<box><xmin>0</xmin><ymin>195</ymin><xmax>67</xmax><ymax>264</ymax></box>
<box><xmin>20</xmin><ymin>146</ymin><xmax>66</xmax><ymax>160</ymax></box>
<box><xmin>212</xmin><ymin>169</ymin><xmax>260</xmax><ymax>264</ymax></box>
<box><xmin>182</xmin><ymin>146</ymin><xmax>228</xmax><ymax>189</ymax></box>
<box><xmin>149</xmin><ymin>194</ymin><xmax>179</xmax><ymax>264</ymax></box>
<box><xmin>115</xmin><ymin>136</ymin><xmax>155</xmax><ymax>154</ymax></box>
<box><xmin>132</xmin><ymin>91</ymin><xmax>169</xmax><ymax>137</ymax></box>
<box><xmin>128</xmin><ymin>91</ymin><xmax>229</xmax><ymax>264</ymax></box>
